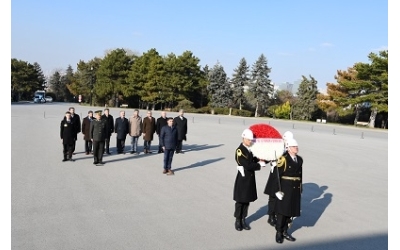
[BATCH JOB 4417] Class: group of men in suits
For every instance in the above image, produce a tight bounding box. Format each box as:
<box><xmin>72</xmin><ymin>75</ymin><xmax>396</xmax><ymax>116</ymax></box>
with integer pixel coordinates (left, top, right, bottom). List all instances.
<box><xmin>60</xmin><ymin>107</ymin><xmax>188</xmax><ymax>165</ymax></box>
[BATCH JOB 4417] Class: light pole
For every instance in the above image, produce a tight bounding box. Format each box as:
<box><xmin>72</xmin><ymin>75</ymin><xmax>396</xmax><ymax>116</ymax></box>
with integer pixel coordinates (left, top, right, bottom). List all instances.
<box><xmin>90</xmin><ymin>66</ymin><xmax>94</xmax><ymax>106</ymax></box>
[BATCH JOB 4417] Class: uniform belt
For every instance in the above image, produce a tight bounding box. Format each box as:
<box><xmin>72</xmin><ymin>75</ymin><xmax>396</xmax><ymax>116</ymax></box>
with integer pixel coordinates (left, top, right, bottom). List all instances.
<box><xmin>281</xmin><ymin>176</ymin><xmax>301</xmax><ymax>181</ymax></box>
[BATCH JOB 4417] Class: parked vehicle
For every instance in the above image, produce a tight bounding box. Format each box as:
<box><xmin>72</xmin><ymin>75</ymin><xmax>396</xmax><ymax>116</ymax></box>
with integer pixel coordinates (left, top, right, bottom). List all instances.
<box><xmin>45</xmin><ymin>96</ymin><xmax>53</xmax><ymax>103</ymax></box>
<box><xmin>33</xmin><ymin>96</ymin><xmax>46</xmax><ymax>103</ymax></box>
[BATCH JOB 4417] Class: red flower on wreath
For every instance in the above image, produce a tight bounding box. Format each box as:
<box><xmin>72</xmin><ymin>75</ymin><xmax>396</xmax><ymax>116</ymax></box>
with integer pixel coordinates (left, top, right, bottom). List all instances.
<box><xmin>249</xmin><ymin>123</ymin><xmax>282</xmax><ymax>139</ymax></box>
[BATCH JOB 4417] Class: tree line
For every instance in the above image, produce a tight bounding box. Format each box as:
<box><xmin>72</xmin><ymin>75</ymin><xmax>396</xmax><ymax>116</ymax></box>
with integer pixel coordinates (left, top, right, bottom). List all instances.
<box><xmin>11</xmin><ymin>48</ymin><xmax>388</xmax><ymax>128</ymax></box>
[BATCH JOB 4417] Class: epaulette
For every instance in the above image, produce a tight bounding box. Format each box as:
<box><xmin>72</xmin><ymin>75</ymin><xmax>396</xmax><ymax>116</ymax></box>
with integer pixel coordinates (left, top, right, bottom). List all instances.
<box><xmin>277</xmin><ymin>156</ymin><xmax>287</xmax><ymax>171</ymax></box>
<box><xmin>236</xmin><ymin>148</ymin><xmax>248</xmax><ymax>164</ymax></box>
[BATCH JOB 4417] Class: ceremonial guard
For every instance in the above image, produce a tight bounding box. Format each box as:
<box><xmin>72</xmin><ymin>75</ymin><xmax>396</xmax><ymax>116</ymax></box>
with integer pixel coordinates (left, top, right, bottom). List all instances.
<box><xmin>264</xmin><ymin>138</ymin><xmax>303</xmax><ymax>244</ymax></box>
<box><xmin>233</xmin><ymin>129</ymin><xmax>266</xmax><ymax>231</ymax></box>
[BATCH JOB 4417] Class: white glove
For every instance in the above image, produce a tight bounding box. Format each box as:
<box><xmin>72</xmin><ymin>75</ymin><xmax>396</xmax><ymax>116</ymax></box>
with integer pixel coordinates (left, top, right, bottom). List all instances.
<box><xmin>258</xmin><ymin>161</ymin><xmax>266</xmax><ymax>167</ymax></box>
<box><xmin>237</xmin><ymin>166</ymin><xmax>245</xmax><ymax>177</ymax></box>
<box><xmin>275</xmin><ymin>191</ymin><xmax>284</xmax><ymax>200</ymax></box>
<box><xmin>270</xmin><ymin>161</ymin><xmax>277</xmax><ymax>173</ymax></box>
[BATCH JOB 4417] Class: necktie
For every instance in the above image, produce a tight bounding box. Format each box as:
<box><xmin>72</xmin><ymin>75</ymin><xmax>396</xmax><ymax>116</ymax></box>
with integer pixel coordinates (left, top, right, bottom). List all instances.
<box><xmin>293</xmin><ymin>157</ymin><xmax>297</xmax><ymax>163</ymax></box>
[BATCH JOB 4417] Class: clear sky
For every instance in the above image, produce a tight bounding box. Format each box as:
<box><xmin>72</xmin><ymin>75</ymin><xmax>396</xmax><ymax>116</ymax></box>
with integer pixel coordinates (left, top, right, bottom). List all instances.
<box><xmin>11</xmin><ymin>0</ymin><xmax>388</xmax><ymax>92</ymax></box>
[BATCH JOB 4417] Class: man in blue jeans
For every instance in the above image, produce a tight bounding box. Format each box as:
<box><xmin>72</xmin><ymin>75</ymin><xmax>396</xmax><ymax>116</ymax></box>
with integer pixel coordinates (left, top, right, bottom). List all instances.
<box><xmin>160</xmin><ymin>117</ymin><xmax>178</xmax><ymax>175</ymax></box>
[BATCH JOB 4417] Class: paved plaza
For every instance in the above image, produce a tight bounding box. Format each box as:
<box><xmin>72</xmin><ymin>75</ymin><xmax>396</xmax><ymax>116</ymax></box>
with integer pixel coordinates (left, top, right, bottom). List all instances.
<box><xmin>11</xmin><ymin>102</ymin><xmax>388</xmax><ymax>250</ymax></box>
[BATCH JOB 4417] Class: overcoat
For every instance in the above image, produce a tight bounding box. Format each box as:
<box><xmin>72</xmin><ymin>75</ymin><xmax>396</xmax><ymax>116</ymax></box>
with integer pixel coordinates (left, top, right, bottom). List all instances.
<box><xmin>264</xmin><ymin>153</ymin><xmax>303</xmax><ymax>217</ymax></box>
<box><xmin>173</xmin><ymin>116</ymin><xmax>188</xmax><ymax>141</ymax></box>
<box><xmin>60</xmin><ymin>119</ymin><xmax>76</xmax><ymax>144</ymax></box>
<box><xmin>142</xmin><ymin>116</ymin><xmax>156</xmax><ymax>141</ymax></box>
<box><xmin>233</xmin><ymin>143</ymin><xmax>261</xmax><ymax>203</ymax></box>
<box><xmin>101</xmin><ymin>114</ymin><xmax>114</xmax><ymax>138</ymax></box>
<box><xmin>82</xmin><ymin>116</ymin><xmax>93</xmax><ymax>141</ymax></box>
<box><xmin>129</xmin><ymin>116</ymin><xmax>142</xmax><ymax>137</ymax></box>
<box><xmin>156</xmin><ymin>116</ymin><xmax>168</xmax><ymax>135</ymax></box>
<box><xmin>114</xmin><ymin>117</ymin><xmax>129</xmax><ymax>140</ymax></box>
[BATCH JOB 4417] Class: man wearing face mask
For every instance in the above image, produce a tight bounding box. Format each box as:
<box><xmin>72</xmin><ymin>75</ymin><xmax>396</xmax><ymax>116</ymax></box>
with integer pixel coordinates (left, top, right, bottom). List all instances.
<box><xmin>265</xmin><ymin>138</ymin><xmax>303</xmax><ymax>244</ymax></box>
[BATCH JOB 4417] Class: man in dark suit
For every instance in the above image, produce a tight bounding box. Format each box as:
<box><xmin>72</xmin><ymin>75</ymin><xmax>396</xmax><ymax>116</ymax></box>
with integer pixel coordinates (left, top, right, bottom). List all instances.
<box><xmin>156</xmin><ymin>111</ymin><xmax>168</xmax><ymax>153</ymax></box>
<box><xmin>101</xmin><ymin>108</ymin><xmax>114</xmax><ymax>154</ymax></box>
<box><xmin>90</xmin><ymin>110</ymin><xmax>107</xmax><ymax>165</ymax></box>
<box><xmin>173</xmin><ymin>109</ymin><xmax>188</xmax><ymax>154</ymax></box>
<box><xmin>68</xmin><ymin>107</ymin><xmax>81</xmax><ymax>154</ymax></box>
<box><xmin>60</xmin><ymin>111</ymin><xmax>76</xmax><ymax>162</ymax></box>
<box><xmin>114</xmin><ymin>110</ymin><xmax>129</xmax><ymax>154</ymax></box>
<box><xmin>81</xmin><ymin>110</ymin><xmax>93</xmax><ymax>155</ymax></box>
<box><xmin>160</xmin><ymin>117</ymin><xmax>178</xmax><ymax>175</ymax></box>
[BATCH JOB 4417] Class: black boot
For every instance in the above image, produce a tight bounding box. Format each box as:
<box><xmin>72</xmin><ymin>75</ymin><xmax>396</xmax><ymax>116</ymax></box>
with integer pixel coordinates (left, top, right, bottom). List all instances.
<box><xmin>276</xmin><ymin>232</ymin><xmax>283</xmax><ymax>244</ymax></box>
<box><xmin>235</xmin><ymin>218</ymin><xmax>243</xmax><ymax>231</ymax></box>
<box><xmin>267</xmin><ymin>214</ymin><xmax>276</xmax><ymax>227</ymax></box>
<box><xmin>283</xmin><ymin>231</ymin><xmax>296</xmax><ymax>241</ymax></box>
<box><xmin>241</xmin><ymin>218</ymin><xmax>251</xmax><ymax>230</ymax></box>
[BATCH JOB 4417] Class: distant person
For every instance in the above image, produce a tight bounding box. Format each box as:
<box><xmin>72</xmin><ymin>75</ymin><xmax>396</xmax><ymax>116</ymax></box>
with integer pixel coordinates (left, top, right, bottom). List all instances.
<box><xmin>156</xmin><ymin>111</ymin><xmax>168</xmax><ymax>153</ymax></box>
<box><xmin>173</xmin><ymin>109</ymin><xmax>188</xmax><ymax>154</ymax></box>
<box><xmin>114</xmin><ymin>110</ymin><xmax>129</xmax><ymax>154</ymax></box>
<box><xmin>233</xmin><ymin>129</ymin><xmax>266</xmax><ymax>231</ymax></box>
<box><xmin>142</xmin><ymin>110</ymin><xmax>156</xmax><ymax>154</ymax></box>
<box><xmin>160</xmin><ymin>117</ymin><xmax>178</xmax><ymax>175</ymax></box>
<box><xmin>264</xmin><ymin>138</ymin><xmax>303</xmax><ymax>244</ymax></box>
<box><xmin>90</xmin><ymin>110</ymin><xmax>107</xmax><ymax>165</ymax></box>
<box><xmin>101</xmin><ymin>108</ymin><xmax>114</xmax><ymax>155</ymax></box>
<box><xmin>81</xmin><ymin>110</ymin><xmax>93</xmax><ymax>155</ymax></box>
<box><xmin>60</xmin><ymin>111</ymin><xmax>76</xmax><ymax>162</ymax></box>
<box><xmin>129</xmin><ymin>109</ymin><xmax>142</xmax><ymax>155</ymax></box>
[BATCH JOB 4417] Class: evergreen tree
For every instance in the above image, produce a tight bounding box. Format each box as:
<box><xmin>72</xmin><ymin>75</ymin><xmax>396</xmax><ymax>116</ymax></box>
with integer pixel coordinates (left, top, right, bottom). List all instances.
<box><xmin>207</xmin><ymin>63</ymin><xmax>232</xmax><ymax>108</ymax></box>
<box><xmin>96</xmin><ymin>48</ymin><xmax>133</xmax><ymax>107</ymax></box>
<box><xmin>248</xmin><ymin>54</ymin><xmax>272</xmax><ymax>117</ymax></box>
<box><xmin>293</xmin><ymin>75</ymin><xmax>319</xmax><ymax>120</ymax></box>
<box><xmin>231</xmin><ymin>58</ymin><xmax>249</xmax><ymax>110</ymax></box>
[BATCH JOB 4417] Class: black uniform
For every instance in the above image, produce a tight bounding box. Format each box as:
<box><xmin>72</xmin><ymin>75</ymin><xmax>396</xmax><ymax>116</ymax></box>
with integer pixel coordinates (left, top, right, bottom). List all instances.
<box><xmin>233</xmin><ymin>143</ymin><xmax>261</xmax><ymax>230</ymax></box>
<box><xmin>156</xmin><ymin>116</ymin><xmax>168</xmax><ymax>153</ymax></box>
<box><xmin>101</xmin><ymin>113</ymin><xmax>114</xmax><ymax>154</ymax></box>
<box><xmin>60</xmin><ymin>119</ymin><xmax>76</xmax><ymax>161</ymax></box>
<box><xmin>90</xmin><ymin>118</ymin><xmax>107</xmax><ymax>164</ymax></box>
<box><xmin>264</xmin><ymin>153</ymin><xmax>303</xmax><ymax>241</ymax></box>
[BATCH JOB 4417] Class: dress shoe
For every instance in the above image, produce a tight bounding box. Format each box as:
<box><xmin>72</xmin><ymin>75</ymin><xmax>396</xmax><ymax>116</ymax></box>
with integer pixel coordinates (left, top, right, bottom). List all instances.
<box><xmin>163</xmin><ymin>169</ymin><xmax>168</xmax><ymax>174</ymax></box>
<box><xmin>283</xmin><ymin>231</ymin><xmax>296</xmax><ymax>241</ymax></box>
<box><xmin>62</xmin><ymin>159</ymin><xmax>68</xmax><ymax>162</ymax></box>
<box><xmin>275</xmin><ymin>232</ymin><xmax>283</xmax><ymax>244</ymax></box>
<box><xmin>235</xmin><ymin>219</ymin><xmax>243</xmax><ymax>231</ymax></box>
<box><xmin>166</xmin><ymin>170</ymin><xmax>174</xmax><ymax>175</ymax></box>
<box><xmin>93</xmin><ymin>162</ymin><xmax>98</xmax><ymax>165</ymax></box>
<box><xmin>241</xmin><ymin>219</ymin><xmax>251</xmax><ymax>230</ymax></box>
<box><xmin>267</xmin><ymin>215</ymin><xmax>276</xmax><ymax>227</ymax></box>
<box><xmin>85</xmin><ymin>152</ymin><xmax>89</xmax><ymax>155</ymax></box>
<box><xmin>69</xmin><ymin>159</ymin><xmax>75</xmax><ymax>162</ymax></box>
